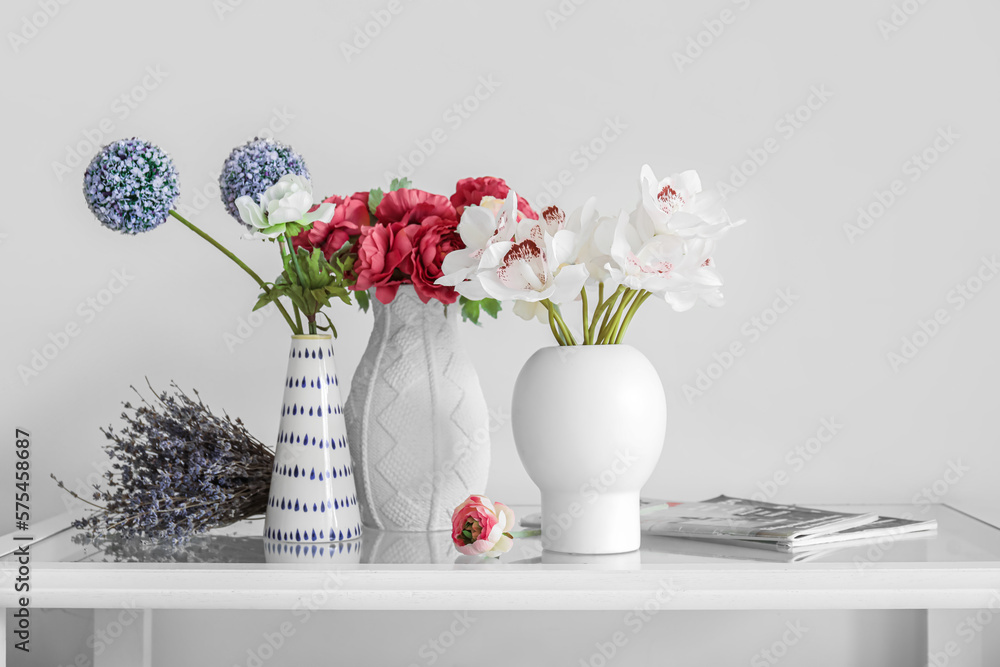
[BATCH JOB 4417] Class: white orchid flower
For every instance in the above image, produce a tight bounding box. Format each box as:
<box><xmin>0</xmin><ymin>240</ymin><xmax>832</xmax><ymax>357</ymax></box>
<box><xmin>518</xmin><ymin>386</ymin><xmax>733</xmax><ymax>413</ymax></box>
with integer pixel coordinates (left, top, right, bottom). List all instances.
<box><xmin>474</xmin><ymin>224</ymin><xmax>589</xmax><ymax>309</ymax></box>
<box><xmin>633</xmin><ymin>165</ymin><xmax>743</xmax><ymax>241</ymax></box>
<box><xmin>437</xmin><ymin>190</ymin><xmax>519</xmax><ymax>299</ymax></box>
<box><xmin>607</xmin><ymin>211</ymin><xmax>724</xmax><ymax>312</ymax></box>
<box><xmin>235</xmin><ymin>174</ymin><xmax>335</xmax><ymax>240</ymax></box>
<box><xmin>561</xmin><ymin>197</ymin><xmax>618</xmax><ymax>284</ymax></box>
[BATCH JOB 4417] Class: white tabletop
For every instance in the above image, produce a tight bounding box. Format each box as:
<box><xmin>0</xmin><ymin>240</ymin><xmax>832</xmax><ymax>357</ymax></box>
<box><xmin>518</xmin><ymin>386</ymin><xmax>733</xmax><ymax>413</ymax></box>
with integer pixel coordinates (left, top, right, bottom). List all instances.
<box><xmin>2</xmin><ymin>504</ymin><xmax>999</xmax><ymax>611</ymax></box>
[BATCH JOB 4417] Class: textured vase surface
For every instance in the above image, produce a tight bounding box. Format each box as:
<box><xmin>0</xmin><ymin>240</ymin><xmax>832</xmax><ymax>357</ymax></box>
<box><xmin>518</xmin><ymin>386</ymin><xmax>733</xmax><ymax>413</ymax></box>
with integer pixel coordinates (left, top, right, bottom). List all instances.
<box><xmin>264</xmin><ymin>335</ymin><xmax>363</xmax><ymax>543</ymax></box>
<box><xmin>511</xmin><ymin>345</ymin><xmax>666</xmax><ymax>555</ymax></box>
<box><xmin>346</xmin><ymin>286</ymin><xmax>491</xmax><ymax>531</ymax></box>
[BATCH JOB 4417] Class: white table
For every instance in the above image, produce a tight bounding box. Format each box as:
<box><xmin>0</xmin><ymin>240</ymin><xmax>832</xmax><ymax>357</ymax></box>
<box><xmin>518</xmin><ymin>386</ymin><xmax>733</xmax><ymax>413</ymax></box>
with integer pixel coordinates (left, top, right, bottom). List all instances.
<box><xmin>2</xmin><ymin>503</ymin><xmax>999</xmax><ymax>666</ymax></box>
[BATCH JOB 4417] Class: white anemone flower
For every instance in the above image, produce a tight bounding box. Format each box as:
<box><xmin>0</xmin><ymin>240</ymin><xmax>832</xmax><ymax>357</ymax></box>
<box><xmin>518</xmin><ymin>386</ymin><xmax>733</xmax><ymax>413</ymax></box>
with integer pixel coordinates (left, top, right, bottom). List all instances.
<box><xmin>235</xmin><ymin>174</ymin><xmax>335</xmax><ymax>240</ymax></box>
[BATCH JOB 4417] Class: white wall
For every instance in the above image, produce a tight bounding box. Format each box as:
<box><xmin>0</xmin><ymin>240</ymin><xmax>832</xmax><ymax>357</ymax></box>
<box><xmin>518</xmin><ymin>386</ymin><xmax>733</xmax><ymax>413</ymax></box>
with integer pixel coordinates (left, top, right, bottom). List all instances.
<box><xmin>2</xmin><ymin>0</ymin><xmax>998</xmax><ymax>662</ymax></box>
<box><xmin>5</xmin><ymin>0</ymin><xmax>998</xmax><ymax>528</ymax></box>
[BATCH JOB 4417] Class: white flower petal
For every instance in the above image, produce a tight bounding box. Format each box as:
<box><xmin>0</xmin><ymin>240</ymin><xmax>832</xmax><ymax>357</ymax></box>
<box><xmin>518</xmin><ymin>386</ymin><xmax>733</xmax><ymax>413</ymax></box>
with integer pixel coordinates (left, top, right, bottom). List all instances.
<box><xmin>301</xmin><ymin>202</ymin><xmax>336</xmax><ymax>226</ymax></box>
<box><xmin>235</xmin><ymin>196</ymin><xmax>266</xmax><ymax>230</ymax></box>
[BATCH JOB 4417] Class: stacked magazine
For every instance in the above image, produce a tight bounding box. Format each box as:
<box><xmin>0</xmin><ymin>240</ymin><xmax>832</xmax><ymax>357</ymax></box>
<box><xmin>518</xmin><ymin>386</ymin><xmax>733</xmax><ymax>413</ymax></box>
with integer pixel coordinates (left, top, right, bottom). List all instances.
<box><xmin>639</xmin><ymin>496</ymin><xmax>937</xmax><ymax>557</ymax></box>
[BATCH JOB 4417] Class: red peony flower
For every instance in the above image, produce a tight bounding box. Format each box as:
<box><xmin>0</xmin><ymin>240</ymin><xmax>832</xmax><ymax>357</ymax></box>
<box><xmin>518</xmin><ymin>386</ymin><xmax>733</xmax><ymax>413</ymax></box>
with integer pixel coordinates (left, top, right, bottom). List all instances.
<box><xmin>292</xmin><ymin>192</ymin><xmax>370</xmax><ymax>258</ymax></box>
<box><xmin>374</xmin><ymin>188</ymin><xmax>457</xmax><ymax>227</ymax></box>
<box><xmin>451</xmin><ymin>176</ymin><xmax>538</xmax><ymax>220</ymax></box>
<box><xmin>410</xmin><ymin>217</ymin><xmax>462</xmax><ymax>305</ymax></box>
<box><xmin>352</xmin><ymin>222</ymin><xmax>416</xmax><ymax>304</ymax></box>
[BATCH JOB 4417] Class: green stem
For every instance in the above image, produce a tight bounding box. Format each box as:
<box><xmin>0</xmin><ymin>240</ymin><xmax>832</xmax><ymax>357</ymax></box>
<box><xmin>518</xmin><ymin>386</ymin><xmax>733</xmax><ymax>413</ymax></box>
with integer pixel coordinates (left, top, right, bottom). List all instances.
<box><xmin>554</xmin><ymin>306</ymin><xmax>576</xmax><ymax>345</ymax></box>
<box><xmin>277</xmin><ymin>239</ymin><xmax>304</xmax><ymax>333</ymax></box>
<box><xmin>284</xmin><ymin>232</ymin><xmax>308</xmax><ymax>291</ymax></box>
<box><xmin>581</xmin><ymin>288</ymin><xmax>590</xmax><ymax>345</ymax></box>
<box><xmin>168</xmin><ymin>210</ymin><xmax>299</xmax><ymax>334</ymax></box>
<box><xmin>550</xmin><ymin>303</ymin><xmax>577</xmax><ymax>346</ymax></box>
<box><xmin>600</xmin><ymin>289</ymin><xmax>636</xmax><ymax>344</ymax></box>
<box><xmin>588</xmin><ymin>284</ymin><xmax>625</xmax><ymax>344</ymax></box>
<box><xmin>615</xmin><ymin>291</ymin><xmax>651</xmax><ymax>344</ymax></box>
<box><xmin>546</xmin><ymin>302</ymin><xmax>566</xmax><ymax>346</ymax></box>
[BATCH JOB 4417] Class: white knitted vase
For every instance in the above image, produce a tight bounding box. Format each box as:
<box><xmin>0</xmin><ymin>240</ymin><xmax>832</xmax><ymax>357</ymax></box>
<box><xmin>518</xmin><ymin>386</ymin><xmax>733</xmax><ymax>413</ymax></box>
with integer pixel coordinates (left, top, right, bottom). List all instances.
<box><xmin>346</xmin><ymin>286</ymin><xmax>491</xmax><ymax>531</ymax></box>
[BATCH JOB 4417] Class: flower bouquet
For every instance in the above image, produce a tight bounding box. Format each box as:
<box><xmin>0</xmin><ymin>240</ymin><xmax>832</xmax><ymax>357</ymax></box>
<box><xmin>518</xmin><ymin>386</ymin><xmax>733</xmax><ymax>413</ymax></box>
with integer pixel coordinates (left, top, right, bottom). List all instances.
<box><xmin>434</xmin><ymin>165</ymin><xmax>745</xmax><ymax>554</ymax></box>
<box><xmin>82</xmin><ymin>137</ymin><xmax>371</xmax><ymax>543</ymax></box>
<box><xmin>338</xmin><ymin>177</ymin><xmax>540</xmax><ymax>532</ymax></box>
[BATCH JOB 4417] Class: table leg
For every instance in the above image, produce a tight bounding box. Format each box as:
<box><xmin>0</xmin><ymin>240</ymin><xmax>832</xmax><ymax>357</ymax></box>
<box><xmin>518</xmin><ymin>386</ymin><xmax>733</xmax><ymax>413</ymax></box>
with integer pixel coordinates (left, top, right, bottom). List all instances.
<box><xmin>93</xmin><ymin>608</ymin><xmax>152</xmax><ymax>667</ymax></box>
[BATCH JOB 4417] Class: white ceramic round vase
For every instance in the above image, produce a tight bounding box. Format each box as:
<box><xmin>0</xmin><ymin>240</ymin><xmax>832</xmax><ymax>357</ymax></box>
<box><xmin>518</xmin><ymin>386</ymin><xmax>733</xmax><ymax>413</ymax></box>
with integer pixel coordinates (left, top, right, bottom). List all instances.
<box><xmin>512</xmin><ymin>345</ymin><xmax>666</xmax><ymax>554</ymax></box>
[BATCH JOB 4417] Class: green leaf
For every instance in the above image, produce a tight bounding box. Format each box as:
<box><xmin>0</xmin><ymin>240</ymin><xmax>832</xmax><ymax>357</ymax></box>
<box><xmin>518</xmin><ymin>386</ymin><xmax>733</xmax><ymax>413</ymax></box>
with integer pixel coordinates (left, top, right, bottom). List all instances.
<box><xmin>355</xmin><ymin>289</ymin><xmax>370</xmax><ymax>313</ymax></box>
<box><xmin>459</xmin><ymin>296</ymin><xmax>481</xmax><ymax>325</ymax></box>
<box><xmin>480</xmin><ymin>298</ymin><xmax>502</xmax><ymax>319</ymax></box>
<box><xmin>368</xmin><ymin>188</ymin><xmax>384</xmax><ymax>216</ymax></box>
<box><xmin>389</xmin><ymin>177</ymin><xmax>411</xmax><ymax>191</ymax></box>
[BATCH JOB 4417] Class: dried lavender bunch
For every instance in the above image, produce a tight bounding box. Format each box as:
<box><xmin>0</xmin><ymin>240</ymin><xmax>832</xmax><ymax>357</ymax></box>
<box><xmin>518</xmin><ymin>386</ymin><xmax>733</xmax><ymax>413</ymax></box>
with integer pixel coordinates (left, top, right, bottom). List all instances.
<box><xmin>53</xmin><ymin>381</ymin><xmax>273</xmax><ymax>543</ymax></box>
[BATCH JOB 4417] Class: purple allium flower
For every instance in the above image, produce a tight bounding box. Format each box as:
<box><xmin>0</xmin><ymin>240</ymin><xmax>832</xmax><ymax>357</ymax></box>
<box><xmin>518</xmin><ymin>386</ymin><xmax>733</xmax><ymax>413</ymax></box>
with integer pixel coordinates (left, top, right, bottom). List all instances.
<box><xmin>219</xmin><ymin>138</ymin><xmax>310</xmax><ymax>222</ymax></box>
<box><xmin>83</xmin><ymin>138</ymin><xmax>180</xmax><ymax>234</ymax></box>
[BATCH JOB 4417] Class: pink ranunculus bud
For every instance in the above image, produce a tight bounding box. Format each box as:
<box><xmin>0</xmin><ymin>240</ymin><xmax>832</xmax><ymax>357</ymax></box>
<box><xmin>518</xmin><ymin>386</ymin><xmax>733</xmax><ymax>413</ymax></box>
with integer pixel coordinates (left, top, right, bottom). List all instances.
<box><xmin>451</xmin><ymin>494</ymin><xmax>515</xmax><ymax>557</ymax></box>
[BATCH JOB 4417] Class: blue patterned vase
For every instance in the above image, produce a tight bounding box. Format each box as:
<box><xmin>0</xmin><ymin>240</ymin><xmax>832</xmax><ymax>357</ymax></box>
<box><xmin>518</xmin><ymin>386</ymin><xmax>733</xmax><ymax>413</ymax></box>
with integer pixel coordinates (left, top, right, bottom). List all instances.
<box><xmin>264</xmin><ymin>335</ymin><xmax>362</xmax><ymax>543</ymax></box>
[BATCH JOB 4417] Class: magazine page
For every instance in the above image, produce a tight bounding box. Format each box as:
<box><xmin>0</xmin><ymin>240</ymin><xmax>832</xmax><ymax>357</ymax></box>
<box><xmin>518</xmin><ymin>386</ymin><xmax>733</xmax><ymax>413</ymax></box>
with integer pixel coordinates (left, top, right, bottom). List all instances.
<box><xmin>791</xmin><ymin>515</ymin><xmax>938</xmax><ymax>548</ymax></box>
<box><xmin>639</xmin><ymin>495</ymin><xmax>879</xmax><ymax>542</ymax></box>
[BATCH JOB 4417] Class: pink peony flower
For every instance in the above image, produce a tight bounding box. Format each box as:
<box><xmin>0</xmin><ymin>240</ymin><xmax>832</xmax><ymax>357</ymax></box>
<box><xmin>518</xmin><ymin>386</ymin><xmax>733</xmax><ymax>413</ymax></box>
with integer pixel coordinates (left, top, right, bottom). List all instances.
<box><xmin>352</xmin><ymin>221</ymin><xmax>416</xmax><ymax>304</ymax></box>
<box><xmin>451</xmin><ymin>176</ymin><xmax>538</xmax><ymax>221</ymax></box>
<box><xmin>292</xmin><ymin>191</ymin><xmax>370</xmax><ymax>259</ymax></box>
<box><xmin>451</xmin><ymin>494</ymin><xmax>515</xmax><ymax>557</ymax></box>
